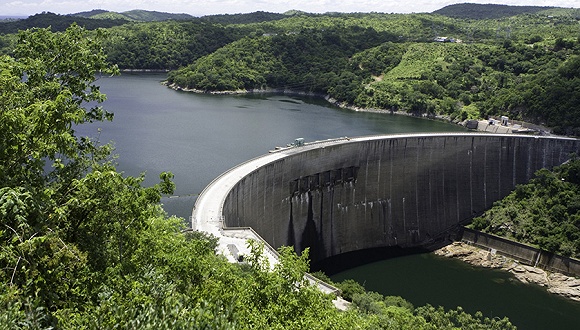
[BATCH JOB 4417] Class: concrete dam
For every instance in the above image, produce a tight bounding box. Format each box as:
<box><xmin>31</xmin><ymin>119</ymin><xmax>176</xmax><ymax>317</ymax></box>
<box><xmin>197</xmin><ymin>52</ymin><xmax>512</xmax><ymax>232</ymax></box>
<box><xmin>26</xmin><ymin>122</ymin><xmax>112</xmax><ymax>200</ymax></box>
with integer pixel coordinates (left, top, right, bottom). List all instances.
<box><xmin>193</xmin><ymin>133</ymin><xmax>580</xmax><ymax>268</ymax></box>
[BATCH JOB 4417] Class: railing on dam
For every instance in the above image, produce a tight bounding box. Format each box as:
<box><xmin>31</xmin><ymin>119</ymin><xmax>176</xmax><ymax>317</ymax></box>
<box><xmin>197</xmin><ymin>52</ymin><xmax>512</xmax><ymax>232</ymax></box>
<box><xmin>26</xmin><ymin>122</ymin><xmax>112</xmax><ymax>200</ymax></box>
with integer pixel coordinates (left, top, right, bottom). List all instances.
<box><xmin>194</xmin><ymin>133</ymin><xmax>580</xmax><ymax>269</ymax></box>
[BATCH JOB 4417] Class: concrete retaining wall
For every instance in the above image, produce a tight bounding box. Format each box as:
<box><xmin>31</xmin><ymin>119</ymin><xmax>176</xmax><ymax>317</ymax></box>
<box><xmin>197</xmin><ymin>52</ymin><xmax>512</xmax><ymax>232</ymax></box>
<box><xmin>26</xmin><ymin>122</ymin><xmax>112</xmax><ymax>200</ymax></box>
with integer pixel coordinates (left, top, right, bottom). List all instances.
<box><xmin>221</xmin><ymin>134</ymin><xmax>580</xmax><ymax>264</ymax></box>
<box><xmin>461</xmin><ymin>228</ymin><xmax>580</xmax><ymax>277</ymax></box>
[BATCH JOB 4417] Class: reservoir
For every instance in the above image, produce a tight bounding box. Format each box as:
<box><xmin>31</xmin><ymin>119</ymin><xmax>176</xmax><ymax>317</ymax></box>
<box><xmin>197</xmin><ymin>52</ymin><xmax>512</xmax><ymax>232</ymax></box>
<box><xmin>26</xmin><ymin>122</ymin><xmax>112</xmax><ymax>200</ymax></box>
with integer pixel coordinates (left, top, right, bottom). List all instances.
<box><xmin>81</xmin><ymin>73</ymin><xmax>466</xmax><ymax>219</ymax></box>
<box><xmin>81</xmin><ymin>73</ymin><xmax>580</xmax><ymax>329</ymax></box>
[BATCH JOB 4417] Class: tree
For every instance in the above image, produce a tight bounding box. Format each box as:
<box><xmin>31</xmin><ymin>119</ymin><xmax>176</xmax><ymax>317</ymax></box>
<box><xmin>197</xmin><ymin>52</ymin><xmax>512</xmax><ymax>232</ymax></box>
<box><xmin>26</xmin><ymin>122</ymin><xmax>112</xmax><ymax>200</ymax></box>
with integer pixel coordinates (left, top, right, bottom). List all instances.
<box><xmin>471</xmin><ymin>159</ymin><xmax>580</xmax><ymax>257</ymax></box>
<box><xmin>0</xmin><ymin>25</ymin><xmax>179</xmax><ymax>325</ymax></box>
<box><xmin>1</xmin><ymin>22</ymin><xmax>360</xmax><ymax>330</ymax></box>
<box><xmin>1</xmin><ymin>24</ymin><xmax>117</xmax><ymax>190</ymax></box>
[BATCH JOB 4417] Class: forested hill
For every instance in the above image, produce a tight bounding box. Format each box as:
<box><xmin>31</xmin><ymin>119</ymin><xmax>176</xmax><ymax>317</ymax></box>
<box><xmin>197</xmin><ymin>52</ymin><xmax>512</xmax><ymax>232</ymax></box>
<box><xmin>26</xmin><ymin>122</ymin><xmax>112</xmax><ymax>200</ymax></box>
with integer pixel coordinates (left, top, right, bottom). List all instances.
<box><xmin>163</xmin><ymin>10</ymin><xmax>580</xmax><ymax>135</ymax></box>
<box><xmin>1</xmin><ymin>7</ymin><xmax>579</xmax><ymax>134</ymax></box>
<box><xmin>71</xmin><ymin>9</ymin><xmax>194</xmax><ymax>22</ymax></box>
<box><xmin>0</xmin><ymin>12</ymin><xmax>128</xmax><ymax>33</ymax></box>
<box><xmin>198</xmin><ymin>11</ymin><xmax>290</xmax><ymax>24</ymax></box>
<box><xmin>433</xmin><ymin>3</ymin><xmax>558</xmax><ymax>19</ymax></box>
<box><xmin>0</xmin><ymin>10</ymin><xmax>194</xmax><ymax>34</ymax></box>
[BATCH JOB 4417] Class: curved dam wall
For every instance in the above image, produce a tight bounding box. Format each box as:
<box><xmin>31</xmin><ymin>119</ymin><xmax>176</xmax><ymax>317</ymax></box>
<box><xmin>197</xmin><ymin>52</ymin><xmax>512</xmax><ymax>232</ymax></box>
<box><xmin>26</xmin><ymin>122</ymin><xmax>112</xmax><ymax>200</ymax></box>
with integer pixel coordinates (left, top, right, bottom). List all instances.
<box><xmin>220</xmin><ymin>134</ymin><xmax>580</xmax><ymax>264</ymax></box>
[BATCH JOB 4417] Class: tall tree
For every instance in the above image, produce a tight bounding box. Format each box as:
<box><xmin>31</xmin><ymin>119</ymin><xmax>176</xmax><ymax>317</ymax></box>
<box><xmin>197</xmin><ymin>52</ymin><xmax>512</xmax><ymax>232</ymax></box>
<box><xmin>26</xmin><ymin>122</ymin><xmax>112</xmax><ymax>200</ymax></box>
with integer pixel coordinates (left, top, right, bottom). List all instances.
<box><xmin>0</xmin><ymin>25</ymin><xmax>175</xmax><ymax>325</ymax></box>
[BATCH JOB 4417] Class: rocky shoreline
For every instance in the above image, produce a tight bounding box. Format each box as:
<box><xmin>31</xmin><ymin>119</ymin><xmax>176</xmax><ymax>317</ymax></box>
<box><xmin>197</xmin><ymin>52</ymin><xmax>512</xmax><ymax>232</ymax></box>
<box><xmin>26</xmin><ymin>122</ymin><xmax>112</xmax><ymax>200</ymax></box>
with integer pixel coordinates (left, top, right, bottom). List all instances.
<box><xmin>164</xmin><ymin>82</ymin><xmax>324</xmax><ymax>97</ymax></box>
<box><xmin>435</xmin><ymin>242</ymin><xmax>580</xmax><ymax>302</ymax></box>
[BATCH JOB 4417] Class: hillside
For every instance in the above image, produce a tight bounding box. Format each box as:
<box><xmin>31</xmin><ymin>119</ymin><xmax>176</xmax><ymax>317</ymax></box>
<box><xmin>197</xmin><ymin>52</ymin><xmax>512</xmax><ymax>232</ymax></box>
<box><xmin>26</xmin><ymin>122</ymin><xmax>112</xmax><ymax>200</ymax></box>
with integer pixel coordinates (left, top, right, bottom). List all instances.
<box><xmin>471</xmin><ymin>158</ymin><xmax>580</xmax><ymax>258</ymax></box>
<box><xmin>198</xmin><ymin>11</ymin><xmax>290</xmax><ymax>24</ymax></box>
<box><xmin>163</xmin><ymin>10</ymin><xmax>580</xmax><ymax>135</ymax></box>
<box><xmin>72</xmin><ymin>9</ymin><xmax>194</xmax><ymax>22</ymax></box>
<box><xmin>433</xmin><ymin>3</ymin><xmax>558</xmax><ymax>19</ymax></box>
<box><xmin>70</xmin><ymin>9</ymin><xmax>109</xmax><ymax>18</ymax></box>
<box><xmin>0</xmin><ymin>12</ymin><xmax>127</xmax><ymax>33</ymax></box>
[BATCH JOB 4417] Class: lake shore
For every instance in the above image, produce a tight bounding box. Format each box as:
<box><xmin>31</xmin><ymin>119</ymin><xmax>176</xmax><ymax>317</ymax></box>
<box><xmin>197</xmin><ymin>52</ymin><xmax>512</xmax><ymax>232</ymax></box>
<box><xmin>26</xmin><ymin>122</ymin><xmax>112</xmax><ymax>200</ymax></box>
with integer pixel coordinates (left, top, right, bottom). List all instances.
<box><xmin>164</xmin><ymin>82</ymin><xmax>551</xmax><ymax>135</ymax></box>
<box><xmin>325</xmin><ymin>96</ymin><xmax>554</xmax><ymax>135</ymax></box>
<box><xmin>435</xmin><ymin>242</ymin><xmax>580</xmax><ymax>302</ymax></box>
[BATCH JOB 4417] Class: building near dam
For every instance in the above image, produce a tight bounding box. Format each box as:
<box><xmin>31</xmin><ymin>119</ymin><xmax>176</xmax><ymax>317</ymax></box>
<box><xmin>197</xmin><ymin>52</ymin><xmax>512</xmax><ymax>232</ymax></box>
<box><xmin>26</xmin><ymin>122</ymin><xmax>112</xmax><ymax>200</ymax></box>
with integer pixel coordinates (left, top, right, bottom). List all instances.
<box><xmin>192</xmin><ymin>133</ymin><xmax>580</xmax><ymax>270</ymax></box>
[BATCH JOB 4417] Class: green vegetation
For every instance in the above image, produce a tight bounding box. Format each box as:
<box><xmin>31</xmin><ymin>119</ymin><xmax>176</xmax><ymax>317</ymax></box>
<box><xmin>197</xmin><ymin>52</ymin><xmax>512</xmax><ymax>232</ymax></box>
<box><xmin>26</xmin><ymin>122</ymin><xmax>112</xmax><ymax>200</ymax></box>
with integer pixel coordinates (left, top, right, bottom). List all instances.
<box><xmin>471</xmin><ymin>157</ymin><xmax>580</xmax><ymax>258</ymax></box>
<box><xmin>433</xmin><ymin>3</ymin><xmax>558</xmax><ymax>19</ymax></box>
<box><xmin>162</xmin><ymin>8</ymin><xmax>580</xmax><ymax>134</ymax></box>
<box><xmin>167</xmin><ymin>26</ymin><xmax>398</xmax><ymax>93</ymax></box>
<box><xmin>103</xmin><ymin>21</ymin><xmax>249</xmax><ymax>70</ymax></box>
<box><xmin>3</xmin><ymin>7</ymin><xmax>578</xmax><ymax>133</ymax></box>
<box><xmin>198</xmin><ymin>11</ymin><xmax>289</xmax><ymax>24</ymax></box>
<box><xmin>0</xmin><ymin>24</ymin><xmax>519</xmax><ymax>329</ymax></box>
<box><xmin>72</xmin><ymin>9</ymin><xmax>195</xmax><ymax>22</ymax></box>
<box><xmin>0</xmin><ymin>12</ymin><xmax>128</xmax><ymax>34</ymax></box>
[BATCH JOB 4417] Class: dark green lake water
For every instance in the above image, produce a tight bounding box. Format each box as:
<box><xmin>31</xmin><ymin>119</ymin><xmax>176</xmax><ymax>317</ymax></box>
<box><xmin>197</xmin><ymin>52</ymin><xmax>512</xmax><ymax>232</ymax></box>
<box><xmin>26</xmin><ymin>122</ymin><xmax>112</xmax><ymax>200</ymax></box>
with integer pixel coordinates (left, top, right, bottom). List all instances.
<box><xmin>332</xmin><ymin>252</ymin><xmax>580</xmax><ymax>330</ymax></box>
<box><xmin>78</xmin><ymin>73</ymin><xmax>580</xmax><ymax>329</ymax></box>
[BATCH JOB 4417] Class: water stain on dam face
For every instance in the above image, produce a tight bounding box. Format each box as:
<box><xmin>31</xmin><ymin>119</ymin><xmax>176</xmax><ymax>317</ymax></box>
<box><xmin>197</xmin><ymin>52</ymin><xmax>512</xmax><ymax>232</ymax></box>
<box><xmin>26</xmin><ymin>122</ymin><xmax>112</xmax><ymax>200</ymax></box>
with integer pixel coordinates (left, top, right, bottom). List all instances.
<box><xmin>288</xmin><ymin>167</ymin><xmax>359</xmax><ymax>261</ymax></box>
<box><xmin>221</xmin><ymin>134</ymin><xmax>580</xmax><ymax>266</ymax></box>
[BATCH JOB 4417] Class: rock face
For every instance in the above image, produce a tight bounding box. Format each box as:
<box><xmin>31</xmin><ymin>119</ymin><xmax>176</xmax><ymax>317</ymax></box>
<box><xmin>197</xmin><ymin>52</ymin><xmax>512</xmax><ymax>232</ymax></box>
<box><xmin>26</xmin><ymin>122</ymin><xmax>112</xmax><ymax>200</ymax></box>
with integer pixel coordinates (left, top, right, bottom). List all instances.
<box><xmin>435</xmin><ymin>242</ymin><xmax>580</xmax><ymax>302</ymax></box>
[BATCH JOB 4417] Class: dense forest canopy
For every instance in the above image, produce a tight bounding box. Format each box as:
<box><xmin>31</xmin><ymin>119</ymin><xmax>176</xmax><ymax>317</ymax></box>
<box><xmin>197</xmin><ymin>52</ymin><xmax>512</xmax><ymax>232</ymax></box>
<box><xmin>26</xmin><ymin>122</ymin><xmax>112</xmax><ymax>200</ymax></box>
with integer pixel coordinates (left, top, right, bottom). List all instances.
<box><xmin>0</xmin><ymin>12</ymin><xmax>128</xmax><ymax>34</ymax></box>
<box><xmin>433</xmin><ymin>3</ymin><xmax>559</xmax><ymax>19</ymax></box>
<box><xmin>71</xmin><ymin>9</ymin><xmax>195</xmax><ymax>22</ymax></box>
<box><xmin>198</xmin><ymin>11</ymin><xmax>290</xmax><ymax>24</ymax></box>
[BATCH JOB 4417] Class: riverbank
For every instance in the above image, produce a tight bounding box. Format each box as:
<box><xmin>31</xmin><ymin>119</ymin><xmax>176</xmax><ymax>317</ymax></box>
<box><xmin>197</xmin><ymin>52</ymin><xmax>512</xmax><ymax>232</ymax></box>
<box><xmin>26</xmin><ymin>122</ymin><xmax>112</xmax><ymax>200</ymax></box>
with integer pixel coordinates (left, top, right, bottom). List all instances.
<box><xmin>435</xmin><ymin>242</ymin><xmax>580</xmax><ymax>302</ymax></box>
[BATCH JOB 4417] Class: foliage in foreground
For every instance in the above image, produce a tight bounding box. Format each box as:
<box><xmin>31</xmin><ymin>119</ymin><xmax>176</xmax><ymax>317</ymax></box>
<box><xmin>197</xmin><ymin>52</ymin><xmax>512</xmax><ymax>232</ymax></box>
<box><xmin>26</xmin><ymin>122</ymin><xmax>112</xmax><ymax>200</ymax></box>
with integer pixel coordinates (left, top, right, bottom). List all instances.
<box><xmin>471</xmin><ymin>157</ymin><xmax>580</xmax><ymax>257</ymax></box>
<box><xmin>0</xmin><ymin>25</ymin><xmax>518</xmax><ymax>329</ymax></box>
<box><xmin>326</xmin><ymin>277</ymin><xmax>516</xmax><ymax>330</ymax></box>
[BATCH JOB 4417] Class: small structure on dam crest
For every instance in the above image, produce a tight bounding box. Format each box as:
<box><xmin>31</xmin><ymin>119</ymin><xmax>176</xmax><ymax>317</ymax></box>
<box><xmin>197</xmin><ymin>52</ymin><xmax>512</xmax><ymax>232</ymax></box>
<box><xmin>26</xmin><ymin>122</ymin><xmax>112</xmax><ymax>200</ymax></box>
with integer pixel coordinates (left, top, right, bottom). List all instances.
<box><xmin>193</xmin><ymin>133</ymin><xmax>580</xmax><ymax>269</ymax></box>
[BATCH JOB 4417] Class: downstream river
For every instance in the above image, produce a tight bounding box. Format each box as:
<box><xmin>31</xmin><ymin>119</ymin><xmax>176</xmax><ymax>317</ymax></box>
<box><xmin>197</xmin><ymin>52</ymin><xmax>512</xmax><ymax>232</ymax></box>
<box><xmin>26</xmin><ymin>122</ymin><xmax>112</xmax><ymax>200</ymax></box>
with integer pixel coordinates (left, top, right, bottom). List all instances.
<box><xmin>81</xmin><ymin>73</ymin><xmax>580</xmax><ymax>330</ymax></box>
